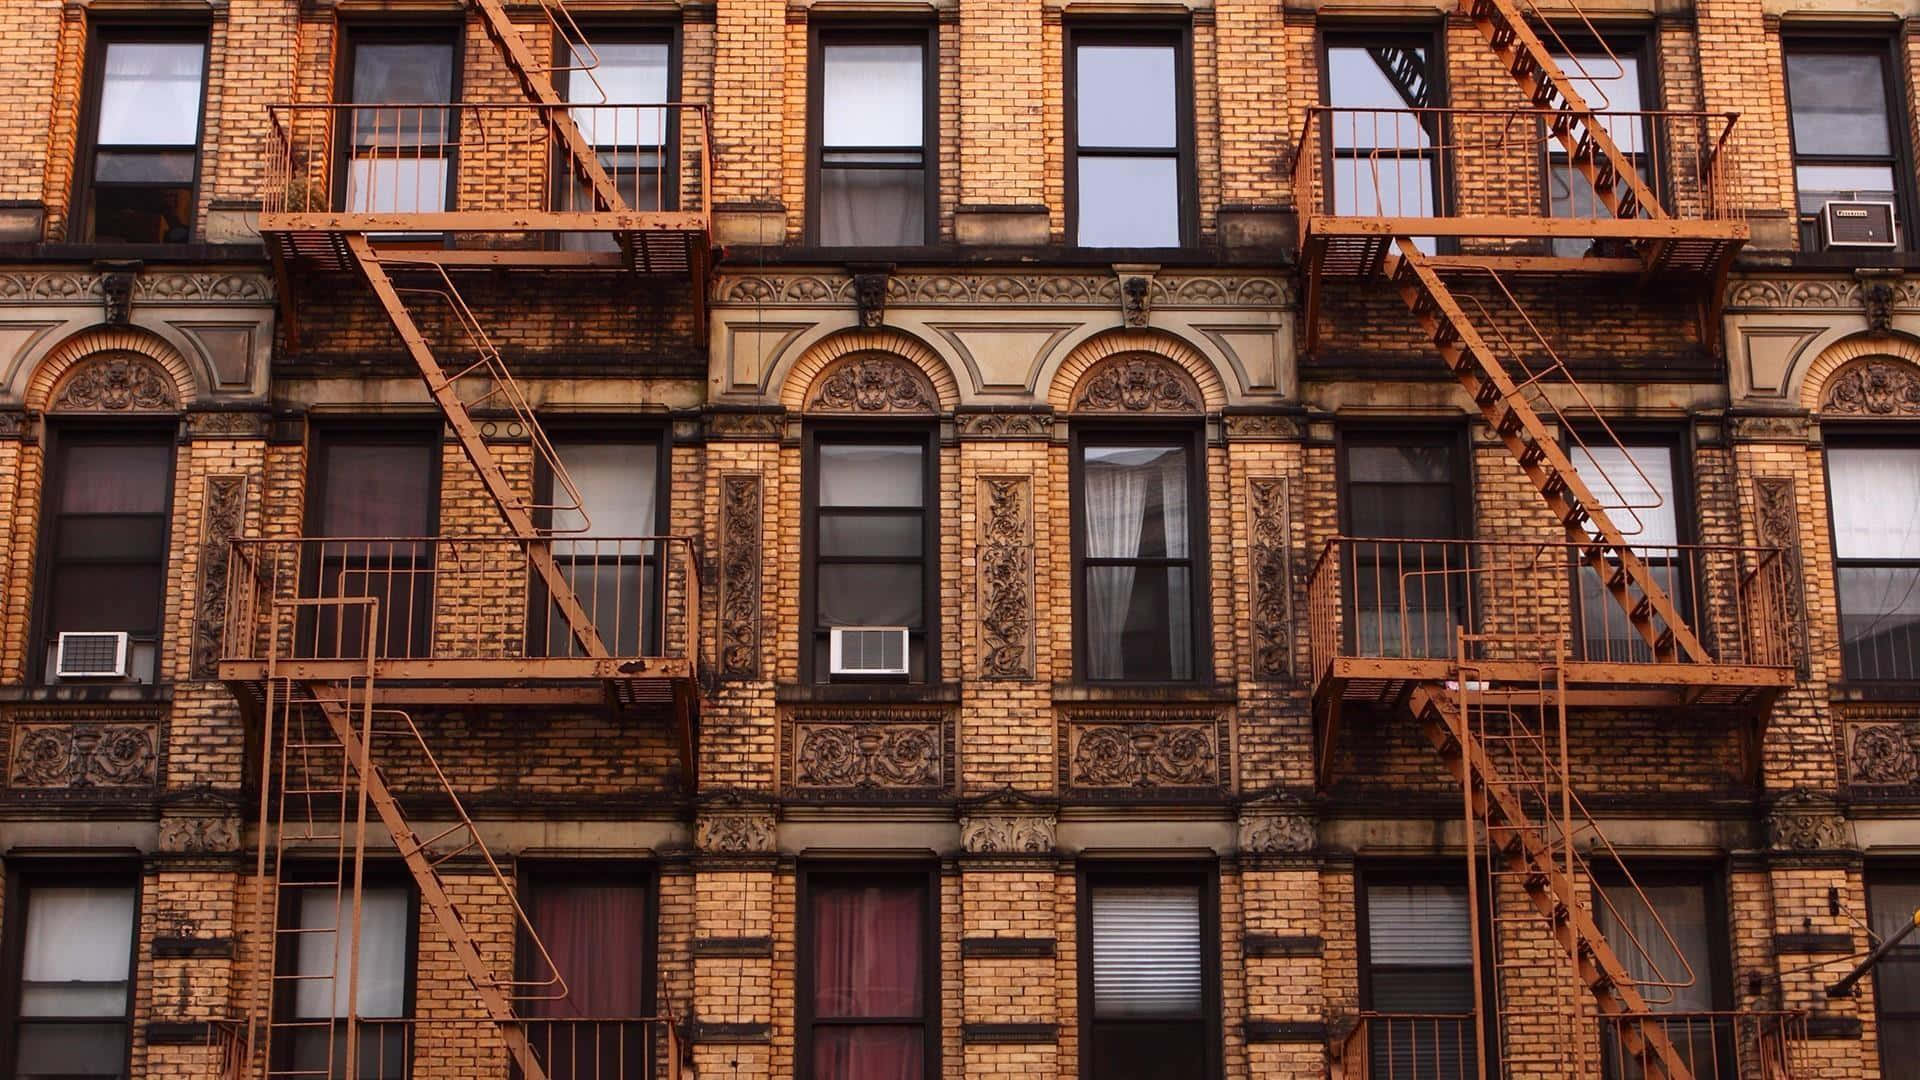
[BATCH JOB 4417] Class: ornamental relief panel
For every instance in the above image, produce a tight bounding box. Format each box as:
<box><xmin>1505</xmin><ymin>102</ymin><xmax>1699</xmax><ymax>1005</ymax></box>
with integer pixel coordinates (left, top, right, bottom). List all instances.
<box><xmin>193</xmin><ymin>475</ymin><xmax>251</xmax><ymax>679</ymax></box>
<box><xmin>718</xmin><ymin>474</ymin><xmax>763</xmax><ymax>680</ymax></box>
<box><xmin>1070</xmin><ymin>355</ymin><xmax>1202</xmax><ymax>414</ymax></box>
<box><xmin>50</xmin><ymin>353</ymin><xmax>179</xmax><ymax>412</ymax></box>
<box><xmin>787</xmin><ymin>707</ymin><xmax>953</xmax><ymax>798</ymax></box>
<box><xmin>804</xmin><ymin>353</ymin><xmax>938</xmax><ymax>414</ymax></box>
<box><xmin>1060</xmin><ymin>708</ymin><xmax>1227</xmax><ymax>796</ymax></box>
<box><xmin>1247</xmin><ymin>476</ymin><xmax>1292</xmax><ymax>680</ymax></box>
<box><xmin>977</xmin><ymin>476</ymin><xmax>1035</xmax><ymax>681</ymax></box>
<box><xmin>1845</xmin><ymin>718</ymin><xmax>1919</xmax><ymax>788</ymax></box>
<box><xmin>7</xmin><ymin>716</ymin><xmax>162</xmax><ymax>792</ymax></box>
<box><xmin>1819</xmin><ymin>358</ymin><xmax>1920</xmax><ymax>417</ymax></box>
<box><xmin>1750</xmin><ymin>476</ymin><xmax>1808</xmax><ymax>675</ymax></box>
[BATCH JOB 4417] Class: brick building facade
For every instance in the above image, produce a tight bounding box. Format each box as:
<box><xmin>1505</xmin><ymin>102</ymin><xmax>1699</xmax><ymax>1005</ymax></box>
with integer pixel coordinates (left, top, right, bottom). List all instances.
<box><xmin>0</xmin><ymin>0</ymin><xmax>1914</xmax><ymax>1078</ymax></box>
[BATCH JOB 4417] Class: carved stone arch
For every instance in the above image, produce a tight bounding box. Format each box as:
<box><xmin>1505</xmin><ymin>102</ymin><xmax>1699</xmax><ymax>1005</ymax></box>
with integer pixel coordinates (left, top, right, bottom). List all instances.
<box><xmin>780</xmin><ymin>327</ymin><xmax>961</xmax><ymax>413</ymax></box>
<box><xmin>28</xmin><ymin>326</ymin><xmax>196</xmax><ymax>413</ymax></box>
<box><xmin>1800</xmin><ymin>333</ymin><xmax>1920</xmax><ymax>417</ymax></box>
<box><xmin>1045</xmin><ymin>329</ymin><xmax>1228</xmax><ymax>413</ymax></box>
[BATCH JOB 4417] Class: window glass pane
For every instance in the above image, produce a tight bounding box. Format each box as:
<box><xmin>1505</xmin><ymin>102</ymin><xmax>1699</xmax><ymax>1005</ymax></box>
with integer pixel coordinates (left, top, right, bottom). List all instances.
<box><xmin>97</xmin><ymin>42</ymin><xmax>203</xmax><ymax>146</ymax></box>
<box><xmin>820</xmin><ymin>513</ymin><xmax>922</xmax><ymax>558</ymax></box>
<box><xmin>819</xmin><ymin>443</ymin><xmax>923</xmax><ymax>507</ymax></box>
<box><xmin>51</xmin><ymin>564</ymin><xmax>165</xmax><ymax>633</ymax></box>
<box><xmin>1077</xmin><ymin>156</ymin><xmax>1180</xmax><ymax>247</ymax></box>
<box><xmin>1091</xmin><ymin>884</ymin><xmax>1203</xmax><ymax>1018</ymax></box>
<box><xmin>568</xmin><ymin>42</ymin><xmax>670</xmax><ymax>147</ymax></box>
<box><xmin>294</xmin><ymin>886</ymin><xmax>409</xmax><ymax>1018</ymax></box>
<box><xmin>809</xmin><ymin>879</ymin><xmax>926</xmax><ymax>1017</ymax></box>
<box><xmin>1572</xmin><ymin>445</ymin><xmax>1677</xmax><ymax>547</ymax></box>
<box><xmin>1083</xmin><ymin>445</ymin><xmax>1189</xmax><ymax>559</ymax></box>
<box><xmin>1331</xmin><ymin>156</ymin><xmax>1436</xmax><ymax>217</ymax></box>
<box><xmin>16</xmin><ymin>1023</ymin><xmax>129</xmax><ymax>1079</ymax></box>
<box><xmin>346</xmin><ymin>157</ymin><xmax>449</xmax><ymax>214</ymax></box>
<box><xmin>1555</xmin><ymin>52</ymin><xmax>1642</xmax><ymax>118</ymax></box>
<box><xmin>1829</xmin><ymin>447</ymin><xmax>1920</xmax><ymax>559</ymax></box>
<box><xmin>89</xmin><ymin>186</ymin><xmax>194</xmax><ymax>244</ymax></box>
<box><xmin>811</xmin><ymin>1026</ymin><xmax>925</xmax><ymax>1080</ymax></box>
<box><xmin>1838</xmin><ymin>565</ymin><xmax>1920</xmax><ymax>678</ymax></box>
<box><xmin>58</xmin><ymin>442</ymin><xmax>171</xmax><ymax>514</ymax></box>
<box><xmin>525</xmin><ymin>880</ymin><xmax>649</xmax><ymax>1017</ymax></box>
<box><xmin>1596</xmin><ymin>881</ymin><xmax>1716</xmax><ymax>1010</ymax></box>
<box><xmin>53</xmin><ymin>517</ymin><xmax>169</xmax><ymax>562</ymax></box>
<box><xmin>1787</xmin><ymin>51</ymin><xmax>1893</xmax><ymax>158</ymax></box>
<box><xmin>820</xmin><ymin>166</ymin><xmax>926</xmax><ymax>246</ymax></box>
<box><xmin>1870</xmin><ymin>880</ymin><xmax>1920</xmax><ymax>1007</ymax></box>
<box><xmin>21</xmin><ymin>886</ymin><xmax>135</xmax><ymax>1016</ymax></box>
<box><xmin>94</xmin><ymin>149</ymin><xmax>197</xmax><ymax>185</ymax></box>
<box><xmin>317</xmin><ymin>441</ymin><xmax>436</xmax><ymax>537</ymax></box>
<box><xmin>824</xmin><ymin>44</ymin><xmax>923</xmax><ymax>148</ymax></box>
<box><xmin>1328</xmin><ymin>45</ymin><xmax>1431</xmax><ymax>112</ymax></box>
<box><xmin>550</xmin><ymin>442</ymin><xmax>658</xmax><ymax>537</ymax></box>
<box><xmin>1076</xmin><ymin>45</ymin><xmax>1176</xmax><ymax>149</ymax></box>
<box><xmin>1797</xmin><ymin>164</ymin><xmax>1899</xmax><ymax>218</ymax></box>
<box><xmin>818</xmin><ymin>564</ymin><xmax>922</xmax><ymax>626</ymax></box>
<box><xmin>351</xmin><ymin>42</ymin><xmax>455</xmax><ymax>104</ymax></box>
<box><xmin>1085</xmin><ymin>565</ymin><xmax>1193</xmax><ymax>681</ymax></box>
<box><xmin>1367</xmin><ymin>883</ymin><xmax>1472</xmax><ymax>966</ymax></box>
<box><xmin>1351</xmin><ymin>444</ymin><xmax>1453</xmax><ymax>485</ymax></box>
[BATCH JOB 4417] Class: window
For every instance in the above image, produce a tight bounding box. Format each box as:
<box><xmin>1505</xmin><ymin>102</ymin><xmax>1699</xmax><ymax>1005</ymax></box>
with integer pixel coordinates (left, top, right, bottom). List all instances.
<box><xmin>4</xmin><ymin>875</ymin><xmax>137</xmax><ymax>1080</ymax></box>
<box><xmin>303</xmin><ymin>430</ymin><xmax>440</xmax><ymax>660</ymax></box>
<box><xmin>537</xmin><ymin>438</ymin><xmax>665</xmax><ymax>658</ymax></box>
<box><xmin>1323</xmin><ymin>36</ymin><xmax>1442</xmax><ymax>246</ymax></box>
<box><xmin>1083</xmin><ymin>871</ymin><xmax>1218</xmax><ymax>1080</ymax></box>
<box><xmin>1569</xmin><ymin>440</ymin><xmax>1686</xmax><ymax>662</ymax></box>
<box><xmin>36</xmin><ymin>427</ymin><xmax>174</xmax><ymax>684</ymax></box>
<box><xmin>1546</xmin><ymin>46</ymin><xmax>1652</xmax><ymax>256</ymax></box>
<box><xmin>559</xmin><ymin>35</ymin><xmax>673</xmax><ymax>249</ymax></box>
<box><xmin>1340</xmin><ymin>430</ymin><xmax>1467</xmax><ymax>658</ymax></box>
<box><xmin>1786</xmin><ymin>41</ymin><xmax>1908</xmax><ymax>250</ymax></box>
<box><xmin>278</xmin><ymin>876</ymin><xmax>414</xmax><ymax>1080</ymax></box>
<box><xmin>811</xmin><ymin>29</ymin><xmax>934</xmax><ymax>247</ymax></box>
<box><xmin>76</xmin><ymin>30</ymin><xmax>207</xmax><ymax>242</ymax></box>
<box><xmin>1826</xmin><ymin>442</ymin><xmax>1920</xmax><ymax>680</ymax></box>
<box><xmin>342</xmin><ymin>31</ymin><xmax>458</xmax><ymax>213</ymax></box>
<box><xmin>1593</xmin><ymin>870</ymin><xmax>1729</xmax><ymax>1079</ymax></box>
<box><xmin>800</xmin><ymin>870</ymin><xmax>935</xmax><ymax>1080</ymax></box>
<box><xmin>1868</xmin><ymin>872</ymin><xmax>1920</xmax><ymax>1073</ymax></box>
<box><xmin>1074</xmin><ymin>434</ymin><xmax>1206</xmax><ymax>682</ymax></box>
<box><xmin>1069</xmin><ymin>28</ymin><xmax>1191</xmax><ymax>248</ymax></box>
<box><xmin>521</xmin><ymin>867</ymin><xmax>655</xmax><ymax>1080</ymax></box>
<box><xmin>805</xmin><ymin>432</ymin><xmax>936</xmax><ymax>681</ymax></box>
<box><xmin>1360</xmin><ymin>876</ymin><xmax>1476</xmax><ymax>1080</ymax></box>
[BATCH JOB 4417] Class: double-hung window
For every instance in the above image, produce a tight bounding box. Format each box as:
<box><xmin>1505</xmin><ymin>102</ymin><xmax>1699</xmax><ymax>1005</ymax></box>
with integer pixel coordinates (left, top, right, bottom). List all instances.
<box><xmin>801</xmin><ymin>871</ymin><xmax>935</xmax><ymax>1080</ymax></box>
<box><xmin>342</xmin><ymin>31</ymin><xmax>458</xmax><ymax>214</ymax></box>
<box><xmin>1361</xmin><ymin>877</ymin><xmax>1476</xmax><ymax>1080</ymax></box>
<box><xmin>37</xmin><ymin>427</ymin><xmax>174</xmax><ymax>684</ymax></box>
<box><xmin>1069</xmin><ymin>28</ymin><xmax>1191</xmax><ymax>248</ymax></box>
<box><xmin>77</xmin><ymin>30</ymin><xmax>207</xmax><ymax>243</ymax></box>
<box><xmin>278</xmin><ymin>875</ymin><xmax>414</xmax><ymax>1079</ymax></box>
<box><xmin>1569</xmin><ymin>440</ymin><xmax>1686</xmax><ymax>662</ymax></box>
<box><xmin>1869</xmin><ymin>871</ymin><xmax>1920</xmax><ymax>1072</ymax></box>
<box><xmin>1323</xmin><ymin>37</ymin><xmax>1442</xmax><ymax>247</ymax></box>
<box><xmin>811</xmin><ymin>30</ymin><xmax>933</xmax><ymax>247</ymax></box>
<box><xmin>304</xmin><ymin>430</ymin><xmax>440</xmax><ymax>660</ymax></box>
<box><xmin>1546</xmin><ymin>47</ymin><xmax>1651</xmax><ymax>256</ymax></box>
<box><xmin>522</xmin><ymin>867</ymin><xmax>656</xmax><ymax>1080</ymax></box>
<box><xmin>1341</xmin><ymin>431</ymin><xmax>1467</xmax><ymax>659</ymax></box>
<box><xmin>4</xmin><ymin>875</ymin><xmax>138</xmax><ymax>1080</ymax></box>
<box><xmin>1827</xmin><ymin>442</ymin><xmax>1920</xmax><ymax>680</ymax></box>
<box><xmin>1785</xmin><ymin>40</ymin><xmax>1908</xmax><ymax>251</ymax></box>
<box><xmin>560</xmin><ymin>37</ymin><xmax>672</xmax><ymax>236</ymax></box>
<box><xmin>1593</xmin><ymin>870</ymin><xmax>1728</xmax><ymax>1078</ymax></box>
<box><xmin>538</xmin><ymin>438</ymin><xmax>665</xmax><ymax>658</ymax></box>
<box><xmin>1083</xmin><ymin>871</ymin><xmax>1218</xmax><ymax>1080</ymax></box>
<box><xmin>1074</xmin><ymin>434</ymin><xmax>1206</xmax><ymax>682</ymax></box>
<box><xmin>806</xmin><ymin>433</ymin><xmax>936</xmax><ymax>681</ymax></box>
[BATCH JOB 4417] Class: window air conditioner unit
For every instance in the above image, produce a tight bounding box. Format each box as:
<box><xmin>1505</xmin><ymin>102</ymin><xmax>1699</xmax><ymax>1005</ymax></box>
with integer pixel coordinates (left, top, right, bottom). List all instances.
<box><xmin>1823</xmin><ymin>200</ymin><xmax>1897</xmax><ymax>248</ymax></box>
<box><xmin>55</xmin><ymin>631</ymin><xmax>131</xmax><ymax>679</ymax></box>
<box><xmin>829</xmin><ymin>626</ymin><xmax>909</xmax><ymax>676</ymax></box>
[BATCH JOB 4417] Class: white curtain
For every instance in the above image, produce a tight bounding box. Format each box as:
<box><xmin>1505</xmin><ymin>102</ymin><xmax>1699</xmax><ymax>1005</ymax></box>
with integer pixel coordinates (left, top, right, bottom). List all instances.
<box><xmin>551</xmin><ymin>443</ymin><xmax>658</xmax><ymax>539</ymax></box>
<box><xmin>296</xmin><ymin>887</ymin><xmax>408</xmax><ymax>1019</ymax></box>
<box><xmin>1830</xmin><ymin>448</ymin><xmax>1920</xmax><ymax>560</ymax></box>
<box><xmin>1573</xmin><ymin>445</ymin><xmax>1677</xmax><ymax>548</ymax></box>
<box><xmin>1084</xmin><ymin>456</ymin><xmax>1151</xmax><ymax>679</ymax></box>
<box><xmin>21</xmin><ymin>887</ymin><xmax>135</xmax><ymax>1016</ymax></box>
<box><xmin>1599</xmin><ymin>883</ymin><xmax>1713</xmax><ymax>1010</ymax></box>
<box><xmin>98</xmin><ymin>42</ymin><xmax>203</xmax><ymax>145</ymax></box>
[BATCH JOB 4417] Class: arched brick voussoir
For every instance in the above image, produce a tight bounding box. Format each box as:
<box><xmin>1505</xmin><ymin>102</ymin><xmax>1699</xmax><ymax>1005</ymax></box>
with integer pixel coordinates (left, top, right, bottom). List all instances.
<box><xmin>778</xmin><ymin>327</ymin><xmax>963</xmax><ymax>413</ymax></box>
<box><xmin>26</xmin><ymin>325</ymin><xmax>199</xmax><ymax>413</ymax></box>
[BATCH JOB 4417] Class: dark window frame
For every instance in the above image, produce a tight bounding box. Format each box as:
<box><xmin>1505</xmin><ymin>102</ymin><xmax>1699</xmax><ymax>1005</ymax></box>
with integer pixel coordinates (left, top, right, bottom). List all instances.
<box><xmin>333</xmin><ymin>23</ymin><xmax>466</xmax><ymax>216</ymax></box>
<box><xmin>71</xmin><ymin>21</ymin><xmax>211</xmax><ymax>244</ymax></box>
<box><xmin>530</xmin><ymin>424</ymin><xmax>672</xmax><ymax>658</ymax></box>
<box><xmin>1781</xmin><ymin>33</ymin><xmax>1918</xmax><ymax>253</ymax></box>
<box><xmin>550</xmin><ymin>22</ymin><xmax>683</xmax><ymax>217</ymax></box>
<box><xmin>1588</xmin><ymin>860</ymin><xmax>1736</xmax><ymax>1079</ymax></box>
<box><xmin>1539</xmin><ymin>32</ymin><xmax>1661</xmax><ymax>247</ymax></box>
<box><xmin>1822</xmin><ymin>428</ymin><xmax>1920</xmax><ymax>684</ymax></box>
<box><xmin>29</xmin><ymin>420</ymin><xmax>179</xmax><ymax>686</ymax></box>
<box><xmin>805</xmin><ymin>21</ymin><xmax>940</xmax><ymax>248</ymax></box>
<box><xmin>269</xmin><ymin>863</ymin><xmax>422</xmax><ymax>1080</ymax></box>
<box><xmin>1068</xmin><ymin>422</ymin><xmax>1213</xmax><ymax>686</ymax></box>
<box><xmin>1075</xmin><ymin>860</ymin><xmax>1223</xmax><ymax>1080</ymax></box>
<box><xmin>302</xmin><ymin>423</ymin><xmax>444</xmax><ymax>660</ymax></box>
<box><xmin>1334</xmin><ymin>423</ymin><xmax>1474</xmax><ymax>658</ymax></box>
<box><xmin>1354</xmin><ymin>860</ymin><xmax>1498</xmax><ymax>1073</ymax></box>
<box><xmin>0</xmin><ymin>860</ymin><xmax>143</xmax><ymax>1080</ymax></box>
<box><xmin>1867</xmin><ymin>863</ymin><xmax>1920</xmax><ymax>1077</ymax></box>
<box><xmin>1316</xmin><ymin>25</ymin><xmax>1454</xmax><ymax>227</ymax></box>
<box><xmin>800</xmin><ymin>423</ymin><xmax>941</xmax><ymax>684</ymax></box>
<box><xmin>1064</xmin><ymin>21</ymin><xmax>1198</xmax><ymax>250</ymax></box>
<box><xmin>795</xmin><ymin>861</ymin><xmax>942</xmax><ymax>1080</ymax></box>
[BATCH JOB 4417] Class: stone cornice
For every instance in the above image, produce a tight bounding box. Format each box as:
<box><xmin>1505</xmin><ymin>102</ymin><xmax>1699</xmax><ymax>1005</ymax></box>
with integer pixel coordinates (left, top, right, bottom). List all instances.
<box><xmin>714</xmin><ymin>270</ymin><xmax>1292</xmax><ymax>309</ymax></box>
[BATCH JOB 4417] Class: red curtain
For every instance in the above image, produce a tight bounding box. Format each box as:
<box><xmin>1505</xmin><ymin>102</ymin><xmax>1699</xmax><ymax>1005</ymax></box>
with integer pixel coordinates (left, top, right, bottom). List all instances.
<box><xmin>527</xmin><ymin>882</ymin><xmax>647</xmax><ymax>1018</ymax></box>
<box><xmin>809</xmin><ymin>879</ymin><xmax>925</xmax><ymax>1080</ymax></box>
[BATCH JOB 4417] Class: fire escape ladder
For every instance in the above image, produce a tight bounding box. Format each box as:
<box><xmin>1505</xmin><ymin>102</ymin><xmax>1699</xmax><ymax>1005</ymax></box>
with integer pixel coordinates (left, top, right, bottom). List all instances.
<box><xmin>1388</xmin><ymin>238</ymin><xmax>1708</xmax><ymax>664</ymax></box>
<box><xmin>1412</xmin><ymin>680</ymin><xmax>1698</xmax><ymax>1080</ymax></box>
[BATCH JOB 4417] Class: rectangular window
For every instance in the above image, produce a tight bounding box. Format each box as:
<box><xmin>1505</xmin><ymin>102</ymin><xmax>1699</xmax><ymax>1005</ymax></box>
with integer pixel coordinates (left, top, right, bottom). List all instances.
<box><xmin>5</xmin><ymin>876</ymin><xmax>137</xmax><ymax>1080</ymax></box>
<box><xmin>1075</xmin><ymin>435</ymin><xmax>1205</xmax><ymax>682</ymax></box>
<box><xmin>1070</xmin><ymin>28</ymin><xmax>1190</xmax><ymax>248</ymax></box>
<box><xmin>303</xmin><ymin>430</ymin><xmax>439</xmax><ymax>660</ymax></box>
<box><xmin>1786</xmin><ymin>41</ymin><xmax>1908</xmax><ymax>250</ymax></box>
<box><xmin>559</xmin><ymin>36</ymin><xmax>673</xmax><ymax>245</ymax></box>
<box><xmin>806</xmin><ymin>433</ymin><xmax>935</xmax><ymax>681</ymax></box>
<box><xmin>342</xmin><ymin>31</ymin><xmax>458</xmax><ymax>214</ymax></box>
<box><xmin>1827</xmin><ymin>443</ymin><xmax>1920</xmax><ymax>680</ymax></box>
<box><xmin>800</xmin><ymin>871</ymin><xmax>934</xmax><ymax>1080</ymax></box>
<box><xmin>1869</xmin><ymin>872</ymin><xmax>1920</xmax><ymax>1073</ymax></box>
<box><xmin>1084</xmin><ymin>871</ymin><xmax>1217</xmax><ymax>1080</ymax></box>
<box><xmin>1341</xmin><ymin>431</ymin><xmax>1467</xmax><ymax>659</ymax></box>
<box><xmin>1361</xmin><ymin>877</ymin><xmax>1475</xmax><ymax>1080</ymax></box>
<box><xmin>522</xmin><ymin>867</ymin><xmax>655</xmax><ymax>1080</ymax></box>
<box><xmin>538</xmin><ymin>439</ymin><xmax>664</xmax><ymax>658</ymax></box>
<box><xmin>1546</xmin><ymin>47</ymin><xmax>1651</xmax><ymax>256</ymax></box>
<box><xmin>279</xmin><ymin>877</ymin><xmax>413</xmax><ymax>1080</ymax></box>
<box><xmin>1323</xmin><ymin>36</ymin><xmax>1442</xmax><ymax>247</ymax></box>
<box><xmin>1569</xmin><ymin>440</ymin><xmax>1687</xmax><ymax>662</ymax></box>
<box><xmin>1594</xmin><ymin>871</ymin><xmax>1728</xmax><ymax>1079</ymax></box>
<box><xmin>37</xmin><ymin>429</ymin><xmax>174</xmax><ymax>684</ymax></box>
<box><xmin>811</xmin><ymin>29</ymin><xmax>933</xmax><ymax>247</ymax></box>
<box><xmin>77</xmin><ymin>30</ymin><xmax>207</xmax><ymax>242</ymax></box>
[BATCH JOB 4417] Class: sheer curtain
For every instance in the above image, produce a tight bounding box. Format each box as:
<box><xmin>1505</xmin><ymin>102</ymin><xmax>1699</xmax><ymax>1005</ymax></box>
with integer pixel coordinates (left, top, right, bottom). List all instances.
<box><xmin>1084</xmin><ymin>454</ymin><xmax>1151</xmax><ymax>679</ymax></box>
<box><xmin>809</xmin><ymin>880</ymin><xmax>925</xmax><ymax>1080</ymax></box>
<box><xmin>1598</xmin><ymin>882</ymin><xmax>1716</xmax><ymax>1078</ymax></box>
<box><xmin>1830</xmin><ymin>448</ymin><xmax>1920</xmax><ymax>676</ymax></box>
<box><xmin>21</xmin><ymin>886</ymin><xmax>135</xmax><ymax>1015</ymax></box>
<box><xmin>295</xmin><ymin>887</ymin><xmax>408</xmax><ymax>1019</ymax></box>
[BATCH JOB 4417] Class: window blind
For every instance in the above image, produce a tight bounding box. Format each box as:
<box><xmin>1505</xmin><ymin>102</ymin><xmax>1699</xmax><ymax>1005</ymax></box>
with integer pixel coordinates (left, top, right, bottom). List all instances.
<box><xmin>1366</xmin><ymin>883</ymin><xmax>1473</xmax><ymax>966</ymax></box>
<box><xmin>1091</xmin><ymin>884</ymin><xmax>1203</xmax><ymax>1019</ymax></box>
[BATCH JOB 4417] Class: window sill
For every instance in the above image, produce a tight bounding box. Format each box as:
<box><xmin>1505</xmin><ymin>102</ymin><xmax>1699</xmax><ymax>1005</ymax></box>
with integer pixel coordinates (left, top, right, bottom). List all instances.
<box><xmin>1051</xmin><ymin>682</ymin><xmax>1234</xmax><ymax>705</ymax></box>
<box><xmin>776</xmin><ymin>681</ymin><xmax>960</xmax><ymax>705</ymax></box>
<box><xmin>0</xmin><ymin>684</ymin><xmax>173</xmax><ymax>705</ymax></box>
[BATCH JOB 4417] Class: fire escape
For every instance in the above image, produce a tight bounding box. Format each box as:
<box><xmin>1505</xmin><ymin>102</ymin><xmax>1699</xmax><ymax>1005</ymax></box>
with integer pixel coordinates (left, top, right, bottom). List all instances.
<box><xmin>218</xmin><ymin>2</ymin><xmax>707</xmax><ymax>1077</ymax></box>
<box><xmin>1301</xmin><ymin>2</ymin><xmax>1803</xmax><ymax>1078</ymax></box>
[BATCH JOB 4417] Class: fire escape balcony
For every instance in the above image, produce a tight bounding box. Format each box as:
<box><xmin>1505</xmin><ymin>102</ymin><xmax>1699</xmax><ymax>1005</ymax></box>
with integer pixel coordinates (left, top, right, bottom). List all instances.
<box><xmin>217</xmin><ymin>535</ymin><xmax>702</xmax><ymax>718</ymax></box>
<box><xmin>259</xmin><ymin>101</ymin><xmax>711</xmax><ymax>275</ymax></box>
<box><xmin>1327</xmin><ymin>1010</ymin><xmax>1809</xmax><ymax>1080</ymax></box>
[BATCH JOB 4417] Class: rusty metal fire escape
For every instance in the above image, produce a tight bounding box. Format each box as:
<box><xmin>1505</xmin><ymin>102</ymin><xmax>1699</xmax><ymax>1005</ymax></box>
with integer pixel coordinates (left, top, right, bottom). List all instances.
<box><xmin>221</xmin><ymin>3</ymin><xmax>707</xmax><ymax>1077</ymax></box>
<box><xmin>1305</xmin><ymin>1</ymin><xmax>1799</xmax><ymax>1077</ymax></box>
